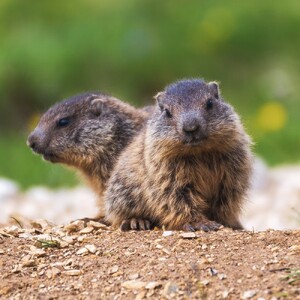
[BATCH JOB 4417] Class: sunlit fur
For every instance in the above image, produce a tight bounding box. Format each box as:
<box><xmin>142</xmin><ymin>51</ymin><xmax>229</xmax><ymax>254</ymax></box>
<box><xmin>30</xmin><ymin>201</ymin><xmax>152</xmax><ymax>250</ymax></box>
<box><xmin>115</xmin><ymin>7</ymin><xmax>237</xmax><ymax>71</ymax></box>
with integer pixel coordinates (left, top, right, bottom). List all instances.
<box><xmin>27</xmin><ymin>93</ymin><xmax>148</xmax><ymax>217</ymax></box>
<box><xmin>105</xmin><ymin>79</ymin><xmax>253</xmax><ymax>230</ymax></box>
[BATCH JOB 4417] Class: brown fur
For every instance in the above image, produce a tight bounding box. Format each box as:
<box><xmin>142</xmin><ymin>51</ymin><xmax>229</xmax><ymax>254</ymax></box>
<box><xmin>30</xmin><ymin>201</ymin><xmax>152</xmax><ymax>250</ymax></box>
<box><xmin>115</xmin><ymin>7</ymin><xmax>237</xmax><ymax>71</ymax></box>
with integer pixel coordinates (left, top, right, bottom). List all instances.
<box><xmin>105</xmin><ymin>79</ymin><xmax>253</xmax><ymax>231</ymax></box>
<box><xmin>27</xmin><ymin>92</ymin><xmax>148</xmax><ymax>218</ymax></box>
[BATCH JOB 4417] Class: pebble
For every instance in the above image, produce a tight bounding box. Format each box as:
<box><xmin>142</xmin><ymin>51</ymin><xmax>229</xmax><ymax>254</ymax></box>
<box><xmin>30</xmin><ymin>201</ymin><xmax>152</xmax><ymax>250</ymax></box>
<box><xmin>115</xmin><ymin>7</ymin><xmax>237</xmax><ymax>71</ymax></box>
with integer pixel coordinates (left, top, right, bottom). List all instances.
<box><xmin>64</xmin><ymin>270</ymin><xmax>82</xmax><ymax>276</ymax></box>
<box><xmin>128</xmin><ymin>273</ymin><xmax>140</xmax><ymax>280</ymax></box>
<box><xmin>76</xmin><ymin>247</ymin><xmax>88</xmax><ymax>255</ymax></box>
<box><xmin>85</xmin><ymin>244</ymin><xmax>97</xmax><ymax>254</ymax></box>
<box><xmin>145</xmin><ymin>281</ymin><xmax>161</xmax><ymax>289</ymax></box>
<box><xmin>180</xmin><ymin>232</ymin><xmax>197</xmax><ymax>239</ymax></box>
<box><xmin>79</xmin><ymin>226</ymin><xmax>94</xmax><ymax>234</ymax></box>
<box><xmin>242</xmin><ymin>290</ymin><xmax>257</xmax><ymax>299</ymax></box>
<box><xmin>162</xmin><ymin>281</ymin><xmax>179</xmax><ymax>296</ymax></box>
<box><xmin>108</xmin><ymin>265</ymin><xmax>119</xmax><ymax>274</ymax></box>
<box><xmin>121</xmin><ymin>280</ymin><xmax>147</xmax><ymax>290</ymax></box>
<box><xmin>162</xmin><ymin>231</ymin><xmax>173</xmax><ymax>237</ymax></box>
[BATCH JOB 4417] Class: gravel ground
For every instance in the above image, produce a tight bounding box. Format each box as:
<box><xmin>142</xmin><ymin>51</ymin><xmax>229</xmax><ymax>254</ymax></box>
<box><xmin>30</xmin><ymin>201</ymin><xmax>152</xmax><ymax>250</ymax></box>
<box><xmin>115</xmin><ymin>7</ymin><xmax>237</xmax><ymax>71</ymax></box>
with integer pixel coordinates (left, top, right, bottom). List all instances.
<box><xmin>0</xmin><ymin>220</ymin><xmax>299</xmax><ymax>299</ymax></box>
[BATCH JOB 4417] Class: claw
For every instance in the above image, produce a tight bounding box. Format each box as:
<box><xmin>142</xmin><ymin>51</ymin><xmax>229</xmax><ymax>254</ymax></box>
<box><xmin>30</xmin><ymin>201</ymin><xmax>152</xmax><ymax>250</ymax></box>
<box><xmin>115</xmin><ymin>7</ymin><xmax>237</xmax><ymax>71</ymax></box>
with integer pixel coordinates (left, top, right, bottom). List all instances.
<box><xmin>183</xmin><ymin>220</ymin><xmax>221</xmax><ymax>232</ymax></box>
<box><xmin>120</xmin><ymin>219</ymin><xmax>152</xmax><ymax>231</ymax></box>
<box><xmin>120</xmin><ymin>220</ymin><xmax>131</xmax><ymax>231</ymax></box>
<box><xmin>182</xmin><ymin>223</ymin><xmax>196</xmax><ymax>232</ymax></box>
<box><xmin>130</xmin><ymin>218</ymin><xmax>138</xmax><ymax>230</ymax></box>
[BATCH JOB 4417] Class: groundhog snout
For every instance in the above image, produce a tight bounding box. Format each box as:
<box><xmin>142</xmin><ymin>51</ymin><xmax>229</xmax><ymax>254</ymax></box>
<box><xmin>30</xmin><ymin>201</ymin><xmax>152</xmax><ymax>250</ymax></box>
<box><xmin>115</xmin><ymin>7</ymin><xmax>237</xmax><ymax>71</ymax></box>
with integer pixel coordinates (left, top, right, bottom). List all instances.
<box><xmin>181</xmin><ymin>113</ymin><xmax>207</xmax><ymax>144</ymax></box>
<box><xmin>27</xmin><ymin>129</ymin><xmax>47</xmax><ymax>154</ymax></box>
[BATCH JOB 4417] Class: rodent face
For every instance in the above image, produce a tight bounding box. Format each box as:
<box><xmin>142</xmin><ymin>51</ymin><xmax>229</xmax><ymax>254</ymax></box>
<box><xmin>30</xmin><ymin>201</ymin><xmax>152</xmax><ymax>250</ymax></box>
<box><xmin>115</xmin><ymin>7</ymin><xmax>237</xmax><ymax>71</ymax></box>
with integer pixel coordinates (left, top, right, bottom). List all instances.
<box><xmin>150</xmin><ymin>79</ymin><xmax>239</xmax><ymax>152</ymax></box>
<box><xmin>27</xmin><ymin>93</ymin><xmax>125</xmax><ymax>168</ymax></box>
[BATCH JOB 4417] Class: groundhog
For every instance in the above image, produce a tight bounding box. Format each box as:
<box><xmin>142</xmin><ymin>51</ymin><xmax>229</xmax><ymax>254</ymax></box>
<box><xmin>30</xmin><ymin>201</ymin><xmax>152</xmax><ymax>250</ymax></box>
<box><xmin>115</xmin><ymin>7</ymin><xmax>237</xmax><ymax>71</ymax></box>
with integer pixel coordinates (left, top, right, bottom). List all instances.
<box><xmin>105</xmin><ymin>79</ymin><xmax>253</xmax><ymax>231</ymax></box>
<box><xmin>27</xmin><ymin>92</ymin><xmax>148</xmax><ymax>218</ymax></box>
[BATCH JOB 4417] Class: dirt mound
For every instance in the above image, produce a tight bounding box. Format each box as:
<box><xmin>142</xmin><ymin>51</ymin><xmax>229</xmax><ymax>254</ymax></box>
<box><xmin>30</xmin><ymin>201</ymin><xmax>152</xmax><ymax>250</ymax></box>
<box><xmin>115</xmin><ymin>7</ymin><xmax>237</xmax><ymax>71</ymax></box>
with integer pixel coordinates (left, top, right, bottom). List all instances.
<box><xmin>0</xmin><ymin>220</ymin><xmax>299</xmax><ymax>299</ymax></box>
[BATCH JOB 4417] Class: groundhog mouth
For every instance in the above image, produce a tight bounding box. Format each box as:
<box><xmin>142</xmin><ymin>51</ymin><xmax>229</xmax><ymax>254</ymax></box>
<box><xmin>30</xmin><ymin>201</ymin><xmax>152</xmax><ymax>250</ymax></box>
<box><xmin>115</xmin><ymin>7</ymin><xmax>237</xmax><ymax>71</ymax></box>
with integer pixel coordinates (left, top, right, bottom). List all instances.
<box><xmin>43</xmin><ymin>152</ymin><xmax>60</xmax><ymax>163</ymax></box>
<box><xmin>182</xmin><ymin>137</ymin><xmax>208</xmax><ymax>147</ymax></box>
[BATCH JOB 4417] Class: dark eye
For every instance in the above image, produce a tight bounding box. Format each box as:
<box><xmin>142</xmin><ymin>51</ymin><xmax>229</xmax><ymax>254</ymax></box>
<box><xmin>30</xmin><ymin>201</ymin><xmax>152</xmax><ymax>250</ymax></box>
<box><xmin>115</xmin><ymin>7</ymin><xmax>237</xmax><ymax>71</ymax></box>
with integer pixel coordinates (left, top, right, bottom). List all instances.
<box><xmin>57</xmin><ymin>118</ymin><xmax>70</xmax><ymax>127</ymax></box>
<box><xmin>164</xmin><ymin>108</ymin><xmax>172</xmax><ymax>118</ymax></box>
<box><xmin>206</xmin><ymin>99</ymin><xmax>214</xmax><ymax>110</ymax></box>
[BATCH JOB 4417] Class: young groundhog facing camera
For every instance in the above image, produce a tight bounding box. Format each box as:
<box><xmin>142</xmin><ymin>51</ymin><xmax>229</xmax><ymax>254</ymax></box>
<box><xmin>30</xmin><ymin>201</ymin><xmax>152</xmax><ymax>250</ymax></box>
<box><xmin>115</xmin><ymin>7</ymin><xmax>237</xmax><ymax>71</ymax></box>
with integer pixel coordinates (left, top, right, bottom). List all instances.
<box><xmin>105</xmin><ymin>79</ymin><xmax>253</xmax><ymax>231</ymax></box>
<box><xmin>27</xmin><ymin>93</ymin><xmax>148</xmax><ymax>217</ymax></box>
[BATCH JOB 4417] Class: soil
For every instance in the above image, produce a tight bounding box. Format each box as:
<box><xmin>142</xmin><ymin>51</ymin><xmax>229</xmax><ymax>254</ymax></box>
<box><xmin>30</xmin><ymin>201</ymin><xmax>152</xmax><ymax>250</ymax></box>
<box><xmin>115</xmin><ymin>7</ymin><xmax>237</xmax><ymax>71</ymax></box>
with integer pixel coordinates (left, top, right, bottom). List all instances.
<box><xmin>0</xmin><ymin>219</ymin><xmax>299</xmax><ymax>300</ymax></box>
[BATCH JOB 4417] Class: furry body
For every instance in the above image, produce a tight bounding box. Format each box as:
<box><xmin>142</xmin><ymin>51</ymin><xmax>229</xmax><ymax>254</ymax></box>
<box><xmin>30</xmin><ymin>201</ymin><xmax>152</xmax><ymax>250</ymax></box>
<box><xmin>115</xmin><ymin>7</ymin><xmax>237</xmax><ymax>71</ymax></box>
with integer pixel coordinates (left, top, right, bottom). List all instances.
<box><xmin>27</xmin><ymin>93</ymin><xmax>148</xmax><ymax>217</ymax></box>
<box><xmin>105</xmin><ymin>79</ymin><xmax>253</xmax><ymax>231</ymax></box>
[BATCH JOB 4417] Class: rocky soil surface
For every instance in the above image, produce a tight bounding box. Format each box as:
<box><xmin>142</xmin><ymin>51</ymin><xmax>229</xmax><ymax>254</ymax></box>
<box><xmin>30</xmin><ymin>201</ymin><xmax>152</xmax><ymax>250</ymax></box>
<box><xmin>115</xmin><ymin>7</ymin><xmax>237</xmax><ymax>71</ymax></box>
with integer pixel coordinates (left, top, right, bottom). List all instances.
<box><xmin>0</xmin><ymin>219</ymin><xmax>299</xmax><ymax>299</ymax></box>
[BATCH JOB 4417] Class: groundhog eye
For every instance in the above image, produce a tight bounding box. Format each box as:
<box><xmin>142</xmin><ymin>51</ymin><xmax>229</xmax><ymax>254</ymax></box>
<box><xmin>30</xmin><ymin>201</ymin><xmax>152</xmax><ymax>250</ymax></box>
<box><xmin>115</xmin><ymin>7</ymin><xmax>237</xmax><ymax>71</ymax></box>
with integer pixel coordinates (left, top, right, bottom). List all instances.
<box><xmin>206</xmin><ymin>99</ymin><xmax>214</xmax><ymax>110</ymax></box>
<box><xmin>57</xmin><ymin>118</ymin><xmax>70</xmax><ymax>127</ymax></box>
<box><xmin>164</xmin><ymin>108</ymin><xmax>172</xmax><ymax>118</ymax></box>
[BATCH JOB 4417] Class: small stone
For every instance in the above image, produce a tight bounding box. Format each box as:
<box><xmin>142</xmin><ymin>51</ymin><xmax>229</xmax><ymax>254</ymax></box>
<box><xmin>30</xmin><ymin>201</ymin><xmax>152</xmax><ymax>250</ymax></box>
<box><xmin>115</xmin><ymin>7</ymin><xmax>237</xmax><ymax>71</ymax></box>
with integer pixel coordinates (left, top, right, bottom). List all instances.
<box><xmin>201</xmin><ymin>279</ymin><xmax>210</xmax><ymax>286</ymax></box>
<box><xmin>0</xmin><ymin>249</ymin><xmax>4</xmax><ymax>254</ymax></box>
<box><xmin>87</xmin><ymin>221</ymin><xmax>108</xmax><ymax>229</ymax></box>
<box><xmin>19</xmin><ymin>233</ymin><xmax>33</xmax><ymax>239</ymax></box>
<box><xmin>108</xmin><ymin>265</ymin><xmax>119</xmax><ymax>274</ymax></box>
<box><xmin>289</xmin><ymin>245</ymin><xmax>300</xmax><ymax>251</ymax></box>
<box><xmin>209</xmin><ymin>268</ymin><xmax>218</xmax><ymax>276</ymax></box>
<box><xmin>64</xmin><ymin>220</ymin><xmax>85</xmax><ymax>233</ymax></box>
<box><xmin>136</xmin><ymin>291</ymin><xmax>146</xmax><ymax>300</ymax></box>
<box><xmin>64</xmin><ymin>270</ymin><xmax>82</xmax><ymax>276</ymax></box>
<box><xmin>31</xmin><ymin>219</ymin><xmax>53</xmax><ymax>230</ymax></box>
<box><xmin>145</xmin><ymin>281</ymin><xmax>161</xmax><ymax>289</ymax></box>
<box><xmin>79</xmin><ymin>226</ymin><xmax>94</xmax><ymax>234</ymax></box>
<box><xmin>163</xmin><ymin>282</ymin><xmax>179</xmax><ymax>296</ymax></box>
<box><xmin>201</xmin><ymin>244</ymin><xmax>208</xmax><ymax>250</ymax></box>
<box><xmin>46</xmin><ymin>267</ymin><xmax>61</xmax><ymax>279</ymax></box>
<box><xmin>5</xmin><ymin>226</ymin><xmax>20</xmax><ymax>236</ymax></box>
<box><xmin>61</xmin><ymin>236</ymin><xmax>75</xmax><ymax>244</ymax></box>
<box><xmin>128</xmin><ymin>273</ymin><xmax>140</xmax><ymax>280</ymax></box>
<box><xmin>76</xmin><ymin>247</ymin><xmax>88</xmax><ymax>255</ymax></box>
<box><xmin>85</xmin><ymin>244</ymin><xmax>97</xmax><ymax>254</ymax></box>
<box><xmin>242</xmin><ymin>290</ymin><xmax>257</xmax><ymax>299</ymax></box>
<box><xmin>162</xmin><ymin>231</ymin><xmax>173</xmax><ymax>237</ymax></box>
<box><xmin>222</xmin><ymin>290</ymin><xmax>229</xmax><ymax>298</ymax></box>
<box><xmin>218</xmin><ymin>273</ymin><xmax>227</xmax><ymax>280</ymax></box>
<box><xmin>77</xmin><ymin>236</ymin><xmax>85</xmax><ymax>242</ymax></box>
<box><xmin>12</xmin><ymin>264</ymin><xmax>22</xmax><ymax>273</ymax></box>
<box><xmin>28</xmin><ymin>246</ymin><xmax>46</xmax><ymax>258</ymax></box>
<box><xmin>180</xmin><ymin>232</ymin><xmax>196</xmax><ymax>239</ymax></box>
<box><xmin>121</xmin><ymin>280</ymin><xmax>147</xmax><ymax>290</ymax></box>
<box><xmin>22</xmin><ymin>259</ymin><xmax>37</xmax><ymax>268</ymax></box>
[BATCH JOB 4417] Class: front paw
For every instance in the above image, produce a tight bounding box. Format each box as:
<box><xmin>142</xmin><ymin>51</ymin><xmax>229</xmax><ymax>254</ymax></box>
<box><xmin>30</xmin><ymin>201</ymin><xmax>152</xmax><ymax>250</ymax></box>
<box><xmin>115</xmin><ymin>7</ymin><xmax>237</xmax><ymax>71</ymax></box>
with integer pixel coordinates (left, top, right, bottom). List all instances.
<box><xmin>182</xmin><ymin>220</ymin><xmax>221</xmax><ymax>232</ymax></box>
<box><xmin>120</xmin><ymin>218</ymin><xmax>152</xmax><ymax>231</ymax></box>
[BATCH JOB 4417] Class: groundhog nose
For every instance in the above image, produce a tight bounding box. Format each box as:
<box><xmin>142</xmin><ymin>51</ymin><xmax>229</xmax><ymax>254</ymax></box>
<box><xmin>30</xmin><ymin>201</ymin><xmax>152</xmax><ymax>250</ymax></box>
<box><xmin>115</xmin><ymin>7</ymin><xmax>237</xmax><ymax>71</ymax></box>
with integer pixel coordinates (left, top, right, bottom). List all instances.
<box><xmin>182</xmin><ymin>120</ymin><xmax>200</xmax><ymax>133</ymax></box>
<box><xmin>27</xmin><ymin>134</ymin><xmax>36</xmax><ymax>150</ymax></box>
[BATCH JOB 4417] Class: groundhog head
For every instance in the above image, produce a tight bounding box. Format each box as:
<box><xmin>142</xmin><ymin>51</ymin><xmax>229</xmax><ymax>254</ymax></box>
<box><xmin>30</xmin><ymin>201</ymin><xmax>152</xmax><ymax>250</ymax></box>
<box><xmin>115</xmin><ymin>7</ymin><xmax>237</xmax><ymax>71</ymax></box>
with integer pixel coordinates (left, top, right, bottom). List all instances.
<box><xmin>150</xmin><ymin>79</ymin><xmax>241</xmax><ymax>152</ymax></box>
<box><xmin>27</xmin><ymin>93</ymin><xmax>134</xmax><ymax>170</ymax></box>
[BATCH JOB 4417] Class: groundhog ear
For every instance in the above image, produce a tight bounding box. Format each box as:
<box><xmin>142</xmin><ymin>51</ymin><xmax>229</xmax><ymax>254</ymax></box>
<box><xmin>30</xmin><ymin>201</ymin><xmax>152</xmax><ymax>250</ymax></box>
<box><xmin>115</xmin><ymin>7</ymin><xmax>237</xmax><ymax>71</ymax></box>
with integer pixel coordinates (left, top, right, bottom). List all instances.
<box><xmin>154</xmin><ymin>92</ymin><xmax>165</xmax><ymax>108</ymax></box>
<box><xmin>208</xmin><ymin>81</ymin><xmax>220</xmax><ymax>99</ymax></box>
<box><xmin>90</xmin><ymin>98</ymin><xmax>104</xmax><ymax>117</ymax></box>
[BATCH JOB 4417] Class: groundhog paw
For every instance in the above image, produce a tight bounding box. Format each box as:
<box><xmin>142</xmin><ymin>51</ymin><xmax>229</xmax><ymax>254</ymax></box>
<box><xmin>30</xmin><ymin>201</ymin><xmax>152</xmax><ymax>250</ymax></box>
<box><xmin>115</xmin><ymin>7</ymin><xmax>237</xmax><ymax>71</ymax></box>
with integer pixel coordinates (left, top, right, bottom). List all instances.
<box><xmin>182</xmin><ymin>220</ymin><xmax>221</xmax><ymax>232</ymax></box>
<box><xmin>120</xmin><ymin>219</ymin><xmax>152</xmax><ymax>231</ymax></box>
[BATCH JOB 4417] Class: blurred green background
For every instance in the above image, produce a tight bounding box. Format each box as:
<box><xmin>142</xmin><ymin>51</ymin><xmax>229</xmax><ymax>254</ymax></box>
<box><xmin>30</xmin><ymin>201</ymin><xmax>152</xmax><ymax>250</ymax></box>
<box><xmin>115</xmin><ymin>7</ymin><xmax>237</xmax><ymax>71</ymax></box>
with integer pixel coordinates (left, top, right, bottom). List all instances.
<box><xmin>0</xmin><ymin>0</ymin><xmax>299</xmax><ymax>189</ymax></box>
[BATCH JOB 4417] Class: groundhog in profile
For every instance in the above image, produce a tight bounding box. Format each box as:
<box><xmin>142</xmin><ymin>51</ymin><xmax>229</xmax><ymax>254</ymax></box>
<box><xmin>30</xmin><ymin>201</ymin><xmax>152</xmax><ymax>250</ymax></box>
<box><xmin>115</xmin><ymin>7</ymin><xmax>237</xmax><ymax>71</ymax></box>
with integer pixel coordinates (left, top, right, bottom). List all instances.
<box><xmin>105</xmin><ymin>79</ymin><xmax>253</xmax><ymax>231</ymax></box>
<box><xmin>27</xmin><ymin>92</ymin><xmax>148</xmax><ymax>218</ymax></box>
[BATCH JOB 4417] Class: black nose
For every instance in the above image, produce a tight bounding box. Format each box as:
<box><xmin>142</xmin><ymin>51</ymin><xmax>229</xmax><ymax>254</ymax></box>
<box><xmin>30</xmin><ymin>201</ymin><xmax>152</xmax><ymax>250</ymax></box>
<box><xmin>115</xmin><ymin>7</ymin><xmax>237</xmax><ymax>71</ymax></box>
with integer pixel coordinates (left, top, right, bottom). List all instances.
<box><xmin>27</xmin><ymin>134</ymin><xmax>36</xmax><ymax>150</ymax></box>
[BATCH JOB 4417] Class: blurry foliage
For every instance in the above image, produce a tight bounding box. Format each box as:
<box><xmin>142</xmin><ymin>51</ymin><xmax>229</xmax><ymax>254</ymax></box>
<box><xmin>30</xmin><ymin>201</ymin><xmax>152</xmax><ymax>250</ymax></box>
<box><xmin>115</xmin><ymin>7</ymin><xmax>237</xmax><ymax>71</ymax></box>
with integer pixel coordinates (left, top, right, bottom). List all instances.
<box><xmin>0</xmin><ymin>0</ymin><xmax>299</xmax><ymax>187</ymax></box>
